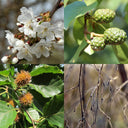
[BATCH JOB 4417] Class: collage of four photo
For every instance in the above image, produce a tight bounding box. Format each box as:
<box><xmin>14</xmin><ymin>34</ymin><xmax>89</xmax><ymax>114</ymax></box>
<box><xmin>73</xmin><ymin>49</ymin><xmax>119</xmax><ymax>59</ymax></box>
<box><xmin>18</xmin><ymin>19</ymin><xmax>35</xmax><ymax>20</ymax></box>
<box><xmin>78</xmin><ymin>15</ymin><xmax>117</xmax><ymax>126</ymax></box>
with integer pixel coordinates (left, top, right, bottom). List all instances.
<box><xmin>0</xmin><ymin>0</ymin><xmax>128</xmax><ymax>128</ymax></box>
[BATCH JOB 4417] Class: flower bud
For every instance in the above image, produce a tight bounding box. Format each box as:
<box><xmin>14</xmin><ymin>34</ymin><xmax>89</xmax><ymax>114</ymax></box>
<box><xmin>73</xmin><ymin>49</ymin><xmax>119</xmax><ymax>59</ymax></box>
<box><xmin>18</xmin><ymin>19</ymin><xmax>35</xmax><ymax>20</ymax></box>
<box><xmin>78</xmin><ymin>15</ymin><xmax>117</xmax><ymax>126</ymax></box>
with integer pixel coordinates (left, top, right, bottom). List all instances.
<box><xmin>1</xmin><ymin>56</ymin><xmax>9</xmax><ymax>63</ymax></box>
<box><xmin>12</xmin><ymin>57</ymin><xmax>18</xmax><ymax>64</ymax></box>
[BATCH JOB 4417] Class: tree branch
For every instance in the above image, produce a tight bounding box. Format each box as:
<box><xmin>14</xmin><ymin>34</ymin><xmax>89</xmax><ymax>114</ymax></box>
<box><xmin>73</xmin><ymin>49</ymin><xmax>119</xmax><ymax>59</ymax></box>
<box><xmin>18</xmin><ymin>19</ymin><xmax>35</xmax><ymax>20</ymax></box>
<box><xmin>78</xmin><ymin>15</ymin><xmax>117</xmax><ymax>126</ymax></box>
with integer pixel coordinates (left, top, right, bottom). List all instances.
<box><xmin>50</xmin><ymin>0</ymin><xmax>61</xmax><ymax>18</ymax></box>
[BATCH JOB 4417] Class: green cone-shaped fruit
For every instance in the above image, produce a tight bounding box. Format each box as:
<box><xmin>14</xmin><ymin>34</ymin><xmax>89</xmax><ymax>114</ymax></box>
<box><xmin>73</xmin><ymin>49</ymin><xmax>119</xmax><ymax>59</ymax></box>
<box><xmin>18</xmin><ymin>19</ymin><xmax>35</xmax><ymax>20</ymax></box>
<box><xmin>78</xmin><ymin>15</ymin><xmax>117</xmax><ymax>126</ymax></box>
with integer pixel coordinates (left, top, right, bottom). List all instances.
<box><xmin>104</xmin><ymin>27</ymin><xmax>127</xmax><ymax>45</ymax></box>
<box><xmin>93</xmin><ymin>9</ymin><xmax>115</xmax><ymax>23</ymax></box>
<box><xmin>90</xmin><ymin>37</ymin><xmax>105</xmax><ymax>51</ymax></box>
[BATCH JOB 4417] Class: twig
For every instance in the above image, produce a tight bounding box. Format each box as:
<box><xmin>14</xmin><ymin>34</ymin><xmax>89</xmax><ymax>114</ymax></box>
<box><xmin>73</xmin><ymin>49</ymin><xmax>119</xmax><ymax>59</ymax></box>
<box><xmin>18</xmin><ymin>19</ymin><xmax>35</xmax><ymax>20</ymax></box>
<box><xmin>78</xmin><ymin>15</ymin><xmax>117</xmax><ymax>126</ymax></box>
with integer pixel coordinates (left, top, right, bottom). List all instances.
<box><xmin>50</xmin><ymin>0</ymin><xmax>61</xmax><ymax>17</ymax></box>
<box><xmin>99</xmin><ymin>107</ymin><xmax>113</xmax><ymax>128</ymax></box>
<box><xmin>78</xmin><ymin>64</ymin><xmax>84</xmax><ymax>127</ymax></box>
<box><xmin>123</xmin><ymin>103</ymin><xmax>128</xmax><ymax>121</ymax></box>
<box><xmin>25</xmin><ymin>110</ymin><xmax>36</xmax><ymax>128</ymax></box>
<box><xmin>114</xmin><ymin>80</ymin><xmax>128</xmax><ymax>96</ymax></box>
<box><xmin>64</xmin><ymin>84</ymin><xmax>79</xmax><ymax>94</ymax></box>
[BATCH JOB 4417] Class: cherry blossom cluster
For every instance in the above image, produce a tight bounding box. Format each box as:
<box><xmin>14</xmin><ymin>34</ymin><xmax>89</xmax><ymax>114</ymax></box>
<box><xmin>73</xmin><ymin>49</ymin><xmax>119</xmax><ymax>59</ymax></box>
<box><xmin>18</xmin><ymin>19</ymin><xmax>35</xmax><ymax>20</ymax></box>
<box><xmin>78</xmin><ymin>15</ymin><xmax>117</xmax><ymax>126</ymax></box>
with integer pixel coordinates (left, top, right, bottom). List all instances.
<box><xmin>1</xmin><ymin>7</ymin><xmax>64</xmax><ymax>64</ymax></box>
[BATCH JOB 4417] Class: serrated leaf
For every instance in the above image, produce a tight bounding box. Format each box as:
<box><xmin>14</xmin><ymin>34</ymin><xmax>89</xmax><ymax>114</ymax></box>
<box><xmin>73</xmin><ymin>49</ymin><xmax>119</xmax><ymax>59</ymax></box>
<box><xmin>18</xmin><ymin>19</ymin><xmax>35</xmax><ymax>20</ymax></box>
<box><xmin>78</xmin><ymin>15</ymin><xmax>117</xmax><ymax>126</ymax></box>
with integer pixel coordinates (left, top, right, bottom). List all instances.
<box><xmin>113</xmin><ymin>43</ymin><xmax>128</xmax><ymax>63</ymax></box>
<box><xmin>43</xmin><ymin>94</ymin><xmax>64</xmax><ymax>116</ymax></box>
<box><xmin>64</xmin><ymin>1</ymin><xmax>97</xmax><ymax>30</ymax></box>
<box><xmin>29</xmin><ymin>79</ymin><xmax>64</xmax><ymax>98</ymax></box>
<box><xmin>24</xmin><ymin>108</ymin><xmax>40</xmax><ymax>124</ymax></box>
<box><xmin>30</xmin><ymin>65</ymin><xmax>63</xmax><ymax>77</ymax></box>
<box><xmin>0</xmin><ymin>100</ymin><xmax>17</xmax><ymax>128</ymax></box>
<box><xmin>47</xmin><ymin>112</ymin><xmax>64</xmax><ymax>128</ymax></box>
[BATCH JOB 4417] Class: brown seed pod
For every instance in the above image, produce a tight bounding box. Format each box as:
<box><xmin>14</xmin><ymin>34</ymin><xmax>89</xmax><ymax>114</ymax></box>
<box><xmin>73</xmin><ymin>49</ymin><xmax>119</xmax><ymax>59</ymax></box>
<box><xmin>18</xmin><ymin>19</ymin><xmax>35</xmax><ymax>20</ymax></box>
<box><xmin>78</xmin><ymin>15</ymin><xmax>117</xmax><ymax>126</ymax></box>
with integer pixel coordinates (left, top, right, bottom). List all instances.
<box><xmin>15</xmin><ymin>70</ymin><xmax>31</xmax><ymax>89</ymax></box>
<box><xmin>19</xmin><ymin>92</ymin><xmax>33</xmax><ymax>106</ymax></box>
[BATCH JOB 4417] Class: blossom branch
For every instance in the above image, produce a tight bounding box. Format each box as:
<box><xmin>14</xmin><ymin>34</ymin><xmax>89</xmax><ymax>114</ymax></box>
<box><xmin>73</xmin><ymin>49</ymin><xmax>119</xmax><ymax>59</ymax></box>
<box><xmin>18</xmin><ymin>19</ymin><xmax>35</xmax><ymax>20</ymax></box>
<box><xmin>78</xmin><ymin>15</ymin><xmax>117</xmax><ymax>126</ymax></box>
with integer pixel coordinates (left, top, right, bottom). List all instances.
<box><xmin>50</xmin><ymin>0</ymin><xmax>62</xmax><ymax>17</ymax></box>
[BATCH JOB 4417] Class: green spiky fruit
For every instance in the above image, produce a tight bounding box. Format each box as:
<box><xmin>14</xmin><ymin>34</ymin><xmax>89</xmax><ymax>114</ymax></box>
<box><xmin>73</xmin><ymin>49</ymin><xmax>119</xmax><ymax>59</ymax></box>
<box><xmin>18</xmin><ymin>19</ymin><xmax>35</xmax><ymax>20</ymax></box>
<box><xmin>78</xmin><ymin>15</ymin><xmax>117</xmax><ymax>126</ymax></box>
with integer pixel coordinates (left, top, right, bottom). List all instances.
<box><xmin>93</xmin><ymin>9</ymin><xmax>115</xmax><ymax>23</ymax></box>
<box><xmin>104</xmin><ymin>27</ymin><xmax>127</xmax><ymax>45</ymax></box>
<box><xmin>90</xmin><ymin>37</ymin><xmax>105</xmax><ymax>51</ymax></box>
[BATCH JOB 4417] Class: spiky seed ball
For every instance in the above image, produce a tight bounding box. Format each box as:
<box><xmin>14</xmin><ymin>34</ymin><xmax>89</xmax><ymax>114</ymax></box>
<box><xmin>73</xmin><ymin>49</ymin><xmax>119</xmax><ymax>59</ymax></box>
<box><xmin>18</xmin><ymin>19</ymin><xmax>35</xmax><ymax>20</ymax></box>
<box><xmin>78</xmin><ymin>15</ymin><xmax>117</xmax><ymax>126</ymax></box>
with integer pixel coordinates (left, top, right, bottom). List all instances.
<box><xmin>93</xmin><ymin>9</ymin><xmax>115</xmax><ymax>23</ymax></box>
<box><xmin>104</xmin><ymin>27</ymin><xmax>127</xmax><ymax>45</ymax></box>
<box><xmin>8</xmin><ymin>99</ymin><xmax>15</xmax><ymax>107</ymax></box>
<box><xmin>19</xmin><ymin>92</ymin><xmax>33</xmax><ymax>106</ymax></box>
<box><xmin>90</xmin><ymin>37</ymin><xmax>105</xmax><ymax>51</ymax></box>
<box><xmin>15</xmin><ymin>70</ymin><xmax>31</xmax><ymax>88</ymax></box>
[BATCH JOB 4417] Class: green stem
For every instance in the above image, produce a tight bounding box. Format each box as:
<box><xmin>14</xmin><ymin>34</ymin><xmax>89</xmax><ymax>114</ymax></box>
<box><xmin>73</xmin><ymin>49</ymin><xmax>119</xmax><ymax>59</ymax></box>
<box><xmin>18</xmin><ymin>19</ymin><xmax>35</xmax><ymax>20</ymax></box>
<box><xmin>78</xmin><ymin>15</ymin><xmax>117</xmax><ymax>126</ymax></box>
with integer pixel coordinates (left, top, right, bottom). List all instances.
<box><xmin>69</xmin><ymin>40</ymin><xmax>88</xmax><ymax>63</ymax></box>
<box><xmin>95</xmin><ymin>22</ymin><xmax>106</xmax><ymax>30</ymax></box>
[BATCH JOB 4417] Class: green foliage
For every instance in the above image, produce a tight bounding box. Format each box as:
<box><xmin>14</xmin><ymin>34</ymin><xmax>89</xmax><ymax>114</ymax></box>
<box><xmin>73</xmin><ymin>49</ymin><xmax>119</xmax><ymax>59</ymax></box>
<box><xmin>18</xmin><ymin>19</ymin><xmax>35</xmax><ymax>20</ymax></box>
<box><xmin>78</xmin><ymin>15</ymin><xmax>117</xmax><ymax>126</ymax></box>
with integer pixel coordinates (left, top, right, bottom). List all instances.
<box><xmin>30</xmin><ymin>64</ymin><xmax>63</xmax><ymax>77</ymax></box>
<box><xmin>0</xmin><ymin>64</ymin><xmax>64</xmax><ymax>128</ymax></box>
<box><xmin>0</xmin><ymin>101</ymin><xmax>17</xmax><ymax>128</ymax></box>
<box><xmin>73</xmin><ymin>16</ymin><xmax>85</xmax><ymax>45</ymax></box>
<box><xmin>113</xmin><ymin>43</ymin><xmax>128</xmax><ymax>63</ymax></box>
<box><xmin>64</xmin><ymin>0</ymin><xmax>128</xmax><ymax>64</ymax></box>
<box><xmin>64</xmin><ymin>1</ymin><xmax>97</xmax><ymax>29</ymax></box>
<box><xmin>29</xmin><ymin>79</ymin><xmax>64</xmax><ymax>98</ymax></box>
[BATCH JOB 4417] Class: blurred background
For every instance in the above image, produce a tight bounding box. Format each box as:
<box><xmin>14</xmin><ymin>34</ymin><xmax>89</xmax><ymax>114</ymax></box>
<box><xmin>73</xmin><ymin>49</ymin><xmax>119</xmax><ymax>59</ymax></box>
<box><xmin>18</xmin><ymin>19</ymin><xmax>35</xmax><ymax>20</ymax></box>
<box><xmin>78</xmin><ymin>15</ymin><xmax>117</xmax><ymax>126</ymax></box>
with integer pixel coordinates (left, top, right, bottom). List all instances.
<box><xmin>0</xmin><ymin>0</ymin><xmax>64</xmax><ymax>64</ymax></box>
<box><xmin>64</xmin><ymin>0</ymin><xmax>128</xmax><ymax>64</ymax></box>
<box><xmin>65</xmin><ymin>64</ymin><xmax>128</xmax><ymax>128</ymax></box>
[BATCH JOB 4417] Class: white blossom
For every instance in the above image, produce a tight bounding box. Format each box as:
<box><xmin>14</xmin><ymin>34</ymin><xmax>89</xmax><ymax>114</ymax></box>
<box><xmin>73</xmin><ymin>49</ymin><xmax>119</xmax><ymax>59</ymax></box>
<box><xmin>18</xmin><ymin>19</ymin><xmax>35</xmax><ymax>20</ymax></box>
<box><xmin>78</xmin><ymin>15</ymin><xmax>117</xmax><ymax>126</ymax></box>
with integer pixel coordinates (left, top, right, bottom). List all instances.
<box><xmin>2</xmin><ymin>6</ymin><xmax>64</xmax><ymax>63</ymax></box>
<box><xmin>17</xmin><ymin>7</ymin><xmax>36</xmax><ymax>38</ymax></box>
<box><xmin>30</xmin><ymin>39</ymin><xmax>50</xmax><ymax>58</ymax></box>
<box><xmin>17</xmin><ymin>44</ymin><xmax>33</xmax><ymax>61</ymax></box>
<box><xmin>5</xmin><ymin>30</ymin><xmax>18</xmax><ymax>46</ymax></box>
<box><xmin>36</xmin><ymin>22</ymin><xmax>55</xmax><ymax>41</ymax></box>
<box><xmin>17</xmin><ymin>7</ymin><xmax>34</xmax><ymax>24</ymax></box>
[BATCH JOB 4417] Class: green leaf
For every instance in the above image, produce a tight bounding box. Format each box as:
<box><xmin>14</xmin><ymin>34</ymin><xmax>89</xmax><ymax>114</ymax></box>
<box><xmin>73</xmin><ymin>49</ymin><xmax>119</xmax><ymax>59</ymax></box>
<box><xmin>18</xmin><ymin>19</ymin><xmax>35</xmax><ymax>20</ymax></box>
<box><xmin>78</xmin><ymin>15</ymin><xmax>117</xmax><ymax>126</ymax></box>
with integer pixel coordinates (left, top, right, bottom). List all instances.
<box><xmin>43</xmin><ymin>94</ymin><xmax>64</xmax><ymax>116</ymax></box>
<box><xmin>0</xmin><ymin>100</ymin><xmax>17</xmax><ymax>128</ymax></box>
<box><xmin>85</xmin><ymin>0</ymin><xmax>97</xmax><ymax>6</ymax></box>
<box><xmin>47</xmin><ymin>112</ymin><xmax>64</xmax><ymax>128</ymax></box>
<box><xmin>73</xmin><ymin>16</ymin><xmax>85</xmax><ymax>45</ymax></box>
<box><xmin>30</xmin><ymin>65</ymin><xmax>63</xmax><ymax>77</ymax></box>
<box><xmin>29</xmin><ymin>79</ymin><xmax>64</xmax><ymax>98</ymax></box>
<box><xmin>69</xmin><ymin>39</ymin><xmax>88</xmax><ymax>63</ymax></box>
<box><xmin>0</xmin><ymin>75</ymin><xmax>10</xmax><ymax>85</ymax></box>
<box><xmin>0</xmin><ymin>70</ymin><xmax>10</xmax><ymax>77</ymax></box>
<box><xmin>124</xmin><ymin>3</ymin><xmax>128</xmax><ymax>24</ymax></box>
<box><xmin>113</xmin><ymin>43</ymin><xmax>128</xmax><ymax>63</ymax></box>
<box><xmin>64</xmin><ymin>1</ymin><xmax>97</xmax><ymax>30</ymax></box>
<box><xmin>24</xmin><ymin>108</ymin><xmax>40</xmax><ymax>124</ymax></box>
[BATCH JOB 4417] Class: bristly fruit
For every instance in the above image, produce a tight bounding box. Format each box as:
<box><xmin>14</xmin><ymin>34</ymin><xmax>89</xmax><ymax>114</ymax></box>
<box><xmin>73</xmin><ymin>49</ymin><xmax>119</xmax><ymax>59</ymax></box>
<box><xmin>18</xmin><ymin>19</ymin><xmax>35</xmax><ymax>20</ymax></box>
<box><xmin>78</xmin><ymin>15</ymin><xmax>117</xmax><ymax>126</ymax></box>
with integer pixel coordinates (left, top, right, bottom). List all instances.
<box><xmin>19</xmin><ymin>92</ymin><xmax>33</xmax><ymax>106</ymax></box>
<box><xmin>15</xmin><ymin>70</ymin><xmax>31</xmax><ymax>89</ymax></box>
<box><xmin>93</xmin><ymin>9</ymin><xmax>115</xmax><ymax>23</ymax></box>
<box><xmin>90</xmin><ymin>37</ymin><xmax>106</xmax><ymax>51</ymax></box>
<box><xmin>104</xmin><ymin>27</ymin><xmax>127</xmax><ymax>45</ymax></box>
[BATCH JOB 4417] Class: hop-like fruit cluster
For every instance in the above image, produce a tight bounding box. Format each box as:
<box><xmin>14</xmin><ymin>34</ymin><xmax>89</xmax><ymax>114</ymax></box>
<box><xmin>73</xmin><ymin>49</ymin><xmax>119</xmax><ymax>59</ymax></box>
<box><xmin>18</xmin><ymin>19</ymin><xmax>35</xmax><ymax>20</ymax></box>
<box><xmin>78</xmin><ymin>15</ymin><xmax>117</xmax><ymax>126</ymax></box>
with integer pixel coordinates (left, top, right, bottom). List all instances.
<box><xmin>15</xmin><ymin>70</ymin><xmax>31</xmax><ymax>88</ymax></box>
<box><xmin>104</xmin><ymin>27</ymin><xmax>127</xmax><ymax>45</ymax></box>
<box><xmin>93</xmin><ymin>9</ymin><xmax>115</xmax><ymax>23</ymax></box>
<box><xmin>19</xmin><ymin>92</ymin><xmax>33</xmax><ymax>106</ymax></box>
<box><xmin>90</xmin><ymin>37</ymin><xmax>105</xmax><ymax>51</ymax></box>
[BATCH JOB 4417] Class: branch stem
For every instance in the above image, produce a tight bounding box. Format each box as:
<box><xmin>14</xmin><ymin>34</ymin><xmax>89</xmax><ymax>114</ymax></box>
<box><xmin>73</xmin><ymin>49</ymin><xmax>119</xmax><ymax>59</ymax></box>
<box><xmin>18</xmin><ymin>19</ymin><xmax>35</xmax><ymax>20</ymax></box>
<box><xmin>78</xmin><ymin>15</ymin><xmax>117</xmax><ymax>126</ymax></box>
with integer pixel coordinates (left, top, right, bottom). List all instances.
<box><xmin>50</xmin><ymin>0</ymin><xmax>61</xmax><ymax>17</ymax></box>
